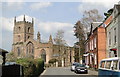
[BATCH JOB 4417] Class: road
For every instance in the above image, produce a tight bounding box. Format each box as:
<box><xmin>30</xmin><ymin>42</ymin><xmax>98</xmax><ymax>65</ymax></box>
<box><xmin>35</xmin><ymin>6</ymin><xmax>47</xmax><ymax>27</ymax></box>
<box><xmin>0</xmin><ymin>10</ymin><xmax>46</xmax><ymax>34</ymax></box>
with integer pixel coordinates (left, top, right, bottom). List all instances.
<box><xmin>40</xmin><ymin>67</ymin><xmax>98</xmax><ymax>77</ymax></box>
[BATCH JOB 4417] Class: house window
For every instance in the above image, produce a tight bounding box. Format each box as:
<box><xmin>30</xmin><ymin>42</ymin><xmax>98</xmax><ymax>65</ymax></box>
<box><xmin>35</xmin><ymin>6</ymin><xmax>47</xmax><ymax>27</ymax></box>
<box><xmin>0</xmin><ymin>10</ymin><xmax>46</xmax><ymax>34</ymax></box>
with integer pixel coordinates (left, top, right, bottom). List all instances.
<box><xmin>94</xmin><ymin>37</ymin><xmax>96</xmax><ymax>48</ymax></box>
<box><xmin>90</xmin><ymin>41</ymin><xmax>92</xmax><ymax>50</ymax></box>
<box><xmin>109</xmin><ymin>32</ymin><xmax>111</xmax><ymax>45</ymax></box>
<box><xmin>86</xmin><ymin>43</ymin><xmax>88</xmax><ymax>52</ymax></box>
<box><xmin>114</xmin><ymin>28</ymin><xmax>117</xmax><ymax>44</ymax></box>
<box><xmin>92</xmin><ymin>39</ymin><xmax>93</xmax><ymax>50</ymax></box>
<box><xmin>94</xmin><ymin>54</ymin><xmax>97</xmax><ymax>65</ymax></box>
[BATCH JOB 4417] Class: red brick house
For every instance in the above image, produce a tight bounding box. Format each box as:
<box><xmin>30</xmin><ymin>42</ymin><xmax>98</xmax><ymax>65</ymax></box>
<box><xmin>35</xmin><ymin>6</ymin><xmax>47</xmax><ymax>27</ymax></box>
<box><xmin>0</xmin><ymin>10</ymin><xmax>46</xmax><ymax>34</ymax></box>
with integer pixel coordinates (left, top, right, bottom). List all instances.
<box><xmin>84</xmin><ymin>22</ymin><xmax>106</xmax><ymax>68</ymax></box>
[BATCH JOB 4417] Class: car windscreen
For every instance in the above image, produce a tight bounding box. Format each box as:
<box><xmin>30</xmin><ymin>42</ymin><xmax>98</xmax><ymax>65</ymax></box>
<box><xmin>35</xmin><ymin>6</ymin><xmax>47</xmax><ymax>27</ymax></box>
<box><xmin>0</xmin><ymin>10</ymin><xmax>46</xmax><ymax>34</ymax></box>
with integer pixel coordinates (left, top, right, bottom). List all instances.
<box><xmin>72</xmin><ymin>63</ymin><xmax>79</xmax><ymax>66</ymax></box>
<box><xmin>78</xmin><ymin>64</ymin><xmax>85</xmax><ymax>67</ymax></box>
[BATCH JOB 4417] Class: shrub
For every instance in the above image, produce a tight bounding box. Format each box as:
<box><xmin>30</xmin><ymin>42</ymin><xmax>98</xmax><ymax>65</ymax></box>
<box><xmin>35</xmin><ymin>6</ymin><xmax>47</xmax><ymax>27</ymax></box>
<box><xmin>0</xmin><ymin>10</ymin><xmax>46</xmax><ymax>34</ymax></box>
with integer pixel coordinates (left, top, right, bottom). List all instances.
<box><xmin>16</xmin><ymin>58</ymin><xmax>44</xmax><ymax>77</ymax></box>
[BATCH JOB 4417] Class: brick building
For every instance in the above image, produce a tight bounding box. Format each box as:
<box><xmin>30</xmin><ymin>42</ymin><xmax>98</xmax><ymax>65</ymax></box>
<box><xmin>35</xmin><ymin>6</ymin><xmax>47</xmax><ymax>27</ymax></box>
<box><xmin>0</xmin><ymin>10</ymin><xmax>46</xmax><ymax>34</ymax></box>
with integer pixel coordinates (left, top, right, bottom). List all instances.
<box><xmin>84</xmin><ymin>22</ymin><xmax>106</xmax><ymax>68</ymax></box>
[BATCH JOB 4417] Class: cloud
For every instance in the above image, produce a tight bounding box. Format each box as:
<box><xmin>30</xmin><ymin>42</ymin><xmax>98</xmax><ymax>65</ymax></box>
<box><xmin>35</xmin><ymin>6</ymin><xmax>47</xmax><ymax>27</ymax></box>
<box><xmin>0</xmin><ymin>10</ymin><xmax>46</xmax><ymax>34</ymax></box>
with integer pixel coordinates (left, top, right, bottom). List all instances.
<box><xmin>37</xmin><ymin>21</ymin><xmax>73</xmax><ymax>33</ymax></box>
<box><xmin>0</xmin><ymin>17</ymin><xmax>14</xmax><ymax>31</ymax></box>
<box><xmin>2</xmin><ymin>1</ymin><xmax>24</xmax><ymax>11</ymax></box>
<box><xmin>0</xmin><ymin>15</ymin><xmax>35</xmax><ymax>32</ymax></box>
<box><xmin>37</xmin><ymin>21</ymin><xmax>75</xmax><ymax>46</ymax></box>
<box><xmin>1</xmin><ymin>15</ymin><xmax>75</xmax><ymax>51</ymax></box>
<box><xmin>78</xmin><ymin>0</ymin><xmax>119</xmax><ymax>15</ymax></box>
<box><xmin>30</xmin><ymin>2</ymin><xmax>52</xmax><ymax>10</ymax></box>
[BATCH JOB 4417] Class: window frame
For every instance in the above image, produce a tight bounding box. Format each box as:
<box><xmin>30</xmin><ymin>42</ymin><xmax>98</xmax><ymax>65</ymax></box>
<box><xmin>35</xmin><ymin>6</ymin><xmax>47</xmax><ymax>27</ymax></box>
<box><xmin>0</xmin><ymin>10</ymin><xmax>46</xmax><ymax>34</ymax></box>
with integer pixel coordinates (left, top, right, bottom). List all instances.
<box><xmin>105</xmin><ymin>61</ymin><xmax>112</xmax><ymax>69</ymax></box>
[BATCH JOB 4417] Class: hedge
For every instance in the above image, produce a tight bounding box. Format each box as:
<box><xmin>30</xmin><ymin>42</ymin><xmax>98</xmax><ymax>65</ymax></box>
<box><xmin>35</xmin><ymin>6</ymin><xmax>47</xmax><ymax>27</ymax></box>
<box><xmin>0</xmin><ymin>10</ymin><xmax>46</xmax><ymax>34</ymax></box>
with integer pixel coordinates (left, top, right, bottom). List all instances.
<box><xmin>16</xmin><ymin>58</ymin><xmax>44</xmax><ymax>77</ymax></box>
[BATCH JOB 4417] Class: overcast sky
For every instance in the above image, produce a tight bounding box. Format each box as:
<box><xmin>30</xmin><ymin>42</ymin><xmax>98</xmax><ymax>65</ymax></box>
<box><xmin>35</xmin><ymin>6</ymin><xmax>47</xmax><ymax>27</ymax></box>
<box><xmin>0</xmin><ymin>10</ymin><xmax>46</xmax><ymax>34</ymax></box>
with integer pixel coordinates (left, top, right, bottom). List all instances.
<box><xmin>0</xmin><ymin>0</ymin><xmax>119</xmax><ymax>51</ymax></box>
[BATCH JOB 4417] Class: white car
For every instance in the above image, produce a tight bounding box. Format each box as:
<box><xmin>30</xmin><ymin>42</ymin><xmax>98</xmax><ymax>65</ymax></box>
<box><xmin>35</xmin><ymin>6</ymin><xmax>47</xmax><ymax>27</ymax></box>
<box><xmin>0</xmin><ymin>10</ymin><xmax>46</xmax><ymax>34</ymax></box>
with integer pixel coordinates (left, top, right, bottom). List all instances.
<box><xmin>71</xmin><ymin>62</ymin><xmax>79</xmax><ymax>71</ymax></box>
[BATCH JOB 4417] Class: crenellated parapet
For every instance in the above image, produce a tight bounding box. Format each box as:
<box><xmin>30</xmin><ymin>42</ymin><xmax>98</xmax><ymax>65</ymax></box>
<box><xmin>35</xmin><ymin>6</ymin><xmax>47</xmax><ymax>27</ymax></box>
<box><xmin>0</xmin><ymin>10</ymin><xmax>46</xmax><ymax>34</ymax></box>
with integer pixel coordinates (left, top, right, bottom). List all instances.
<box><xmin>14</xmin><ymin>15</ymin><xmax>34</xmax><ymax>26</ymax></box>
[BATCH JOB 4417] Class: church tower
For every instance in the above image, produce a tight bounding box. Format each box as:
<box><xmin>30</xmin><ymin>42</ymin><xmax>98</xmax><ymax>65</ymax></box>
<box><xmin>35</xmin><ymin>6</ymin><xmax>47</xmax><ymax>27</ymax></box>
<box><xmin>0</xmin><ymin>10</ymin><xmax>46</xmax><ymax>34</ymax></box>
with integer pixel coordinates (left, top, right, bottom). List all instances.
<box><xmin>13</xmin><ymin>15</ymin><xmax>34</xmax><ymax>44</ymax></box>
<box><xmin>12</xmin><ymin>15</ymin><xmax>34</xmax><ymax>57</ymax></box>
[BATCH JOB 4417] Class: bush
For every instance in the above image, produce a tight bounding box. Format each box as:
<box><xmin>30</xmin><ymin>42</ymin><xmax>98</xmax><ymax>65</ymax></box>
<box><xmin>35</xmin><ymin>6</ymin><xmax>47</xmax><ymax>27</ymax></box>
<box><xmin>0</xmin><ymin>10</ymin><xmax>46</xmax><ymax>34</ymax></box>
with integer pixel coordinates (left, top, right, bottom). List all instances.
<box><xmin>48</xmin><ymin>58</ymin><xmax>58</xmax><ymax>64</ymax></box>
<box><xmin>16</xmin><ymin>58</ymin><xmax>44</xmax><ymax>77</ymax></box>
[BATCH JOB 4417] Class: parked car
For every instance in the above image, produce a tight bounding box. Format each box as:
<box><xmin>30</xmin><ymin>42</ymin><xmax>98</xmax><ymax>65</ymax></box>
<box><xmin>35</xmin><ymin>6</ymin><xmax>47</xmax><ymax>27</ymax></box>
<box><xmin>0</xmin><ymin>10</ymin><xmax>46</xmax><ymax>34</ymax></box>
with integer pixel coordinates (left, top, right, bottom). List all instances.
<box><xmin>71</xmin><ymin>62</ymin><xmax>79</xmax><ymax>71</ymax></box>
<box><xmin>74</xmin><ymin>64</ymin><xmax>88</xmax><ymax>74</ymax></box>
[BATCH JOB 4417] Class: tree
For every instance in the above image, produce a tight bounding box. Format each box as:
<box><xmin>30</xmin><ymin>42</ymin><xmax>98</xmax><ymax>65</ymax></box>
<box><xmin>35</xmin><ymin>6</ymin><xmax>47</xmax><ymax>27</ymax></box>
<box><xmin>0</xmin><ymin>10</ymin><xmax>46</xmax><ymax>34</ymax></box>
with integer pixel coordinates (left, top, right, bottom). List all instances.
<box><xmin>74</xmin><ymin>21</ymin><xmax>85</xmax><ymax>62</ymax></box>
<box><xmin>81</xmin><ymin>9</ymin><xmax>103</xmax><ymax>33</ymax></box>
<box><xmin>54</xmin><ymin>29</ymin><xmax>66</xmax><ymax>45</ymax></box>
<box><xmin>6</xmin><ymin>52</ymin><xmax>17</xmax><ymax>62</ymax></box>
<box><xmin>54</xmin><ymin>29</ymin><xmax>67</xmax><ymax>66</ymax></box>
<box><xmin>104</xmin><ymin>8</ymin><xmax>113</xmax><ymax>19</ymax></box>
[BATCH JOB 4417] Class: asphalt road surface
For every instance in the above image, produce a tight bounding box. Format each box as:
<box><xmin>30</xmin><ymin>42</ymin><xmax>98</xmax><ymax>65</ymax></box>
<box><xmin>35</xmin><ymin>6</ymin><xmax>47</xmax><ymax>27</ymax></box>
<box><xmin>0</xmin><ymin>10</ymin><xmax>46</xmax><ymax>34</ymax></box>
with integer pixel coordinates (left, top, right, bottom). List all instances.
<box><xmin>40</xmin><ymin>67</ymin><xmax>98</xmax><ymax>77</ymax></box>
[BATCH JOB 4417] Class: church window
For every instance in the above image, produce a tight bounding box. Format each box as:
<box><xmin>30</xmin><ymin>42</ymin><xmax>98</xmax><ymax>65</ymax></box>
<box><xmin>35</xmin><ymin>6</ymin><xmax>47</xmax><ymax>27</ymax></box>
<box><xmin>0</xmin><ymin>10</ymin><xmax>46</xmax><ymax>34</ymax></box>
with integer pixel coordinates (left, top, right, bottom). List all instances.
<box><xmin>27</xmin><ymin>42</ymin><xmax>34</xmax><ymax>56</ymax></box>
<box><xmin>41</xmin><ymin>49</ymin><xmax>46</xmax><ymax>62</ymax></box>
<box><xmin>114</xmin><ymin>28</ymin><xmax>117</xmax><ymax>44</ymax></box>
<box><xmin>28</xmin><ymin>27</ymin><xmax>30</xmax><ymax>33</ymax></box>
<box><xmin>28</xmin><ymin>36</ymin><xmax>30</xmax><ymax>39</ymax></box>
<box><xmin>17</xmin><ymin>47</ymin><xmax>20</xmax><ymax>56</ymax></box>
<box><xmin>18</xmin><ymin>27</ymin><xmax>21</xmax><ymax>32</ymax></box>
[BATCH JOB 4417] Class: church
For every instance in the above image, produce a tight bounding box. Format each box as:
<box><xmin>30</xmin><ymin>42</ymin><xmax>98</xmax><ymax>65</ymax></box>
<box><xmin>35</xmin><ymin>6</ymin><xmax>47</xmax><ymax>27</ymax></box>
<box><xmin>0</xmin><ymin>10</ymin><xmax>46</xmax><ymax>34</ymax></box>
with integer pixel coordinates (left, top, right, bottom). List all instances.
<box><xmin>12</xmin><ymin>15</ymin><xmax>75</xmax><ymax>66</ymax></box>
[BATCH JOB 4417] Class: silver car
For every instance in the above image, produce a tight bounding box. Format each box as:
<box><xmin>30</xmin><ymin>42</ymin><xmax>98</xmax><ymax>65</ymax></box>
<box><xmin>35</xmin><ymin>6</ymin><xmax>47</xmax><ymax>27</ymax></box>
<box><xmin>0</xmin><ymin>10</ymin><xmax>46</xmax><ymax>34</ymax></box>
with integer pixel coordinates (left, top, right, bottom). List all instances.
<box><xmin>71</xmin><ymin>62</ymin><xmax>79</xmax><ymax>71</ymax></box>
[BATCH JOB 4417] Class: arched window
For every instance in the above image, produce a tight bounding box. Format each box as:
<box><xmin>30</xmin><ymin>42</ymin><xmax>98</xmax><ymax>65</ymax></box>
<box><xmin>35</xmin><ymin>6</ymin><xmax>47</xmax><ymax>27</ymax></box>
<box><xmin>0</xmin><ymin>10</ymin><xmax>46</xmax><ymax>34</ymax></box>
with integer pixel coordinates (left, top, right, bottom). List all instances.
<box><xmin>28</xmin><ymin>27</ymin><xmax>30</xmax><ymax>33</ymax></box>
<box><xmin>17</xmin><ymin>47</ymin><xmax>20</xmax><ymax>56</ymax></box>
<box><xmin>26</xmin><ymin>42</ymin><xmax>34</xmax><ymax>56</ymax></box>
<box><xmin>18</xmin><ymin>27</ymin><xmax>21</xmax><ymax>32</ymax></box>
<box><xmin>28</xmin><ymin>36</ymin><xmax>30</xmax><ymax>39</ymax></box>
<box><xmin>41</xmin><ymin>49</ymin><xmax>46</xmax><ymax>62</ymax></box>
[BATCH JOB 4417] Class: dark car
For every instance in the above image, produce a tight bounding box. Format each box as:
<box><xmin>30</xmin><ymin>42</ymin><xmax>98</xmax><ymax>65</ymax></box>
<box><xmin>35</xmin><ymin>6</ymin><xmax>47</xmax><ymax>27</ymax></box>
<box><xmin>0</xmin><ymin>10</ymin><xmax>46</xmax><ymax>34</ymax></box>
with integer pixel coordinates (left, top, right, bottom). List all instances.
<box><xmin>74</xmin><ymin>64</ymin><xmax>88</xmax><ymax>74</ymax></box>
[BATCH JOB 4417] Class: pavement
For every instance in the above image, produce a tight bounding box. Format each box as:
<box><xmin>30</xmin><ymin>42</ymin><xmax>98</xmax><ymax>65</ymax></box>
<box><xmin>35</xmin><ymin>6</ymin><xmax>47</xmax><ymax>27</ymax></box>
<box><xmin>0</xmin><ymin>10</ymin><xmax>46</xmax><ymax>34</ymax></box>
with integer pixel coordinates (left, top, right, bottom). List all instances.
<box><xmin>88</xmin><ymin>69</ymin><xmax>98</xmax><ymax>75</ymax></box>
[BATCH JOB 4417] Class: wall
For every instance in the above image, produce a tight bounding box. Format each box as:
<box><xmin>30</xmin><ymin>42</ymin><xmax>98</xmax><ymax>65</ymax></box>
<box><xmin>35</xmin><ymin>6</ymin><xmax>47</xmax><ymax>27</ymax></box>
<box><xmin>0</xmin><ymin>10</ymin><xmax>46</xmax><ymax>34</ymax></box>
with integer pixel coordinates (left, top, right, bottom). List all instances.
<box><xmin>97</xmin><ymin>27</ymin><xmax>106</xmax><ymax>66</ymax></box>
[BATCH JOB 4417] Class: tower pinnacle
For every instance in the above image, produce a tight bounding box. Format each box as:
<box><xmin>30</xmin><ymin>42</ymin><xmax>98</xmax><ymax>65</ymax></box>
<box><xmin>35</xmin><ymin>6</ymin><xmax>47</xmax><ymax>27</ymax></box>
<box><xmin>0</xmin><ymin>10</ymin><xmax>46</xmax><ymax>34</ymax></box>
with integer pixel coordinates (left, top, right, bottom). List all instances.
<box><xmin>32</xmin><ymin>18</ymin><xmax>34</xmax><ymax>24</ymax></box>
<box><xmin>23</xmin><ymin>15</ymin><xmax>26</xmax><ymax>21</ymax></box>
<box><xmin>49</xmin><ymin>35</ymin><xmax>53</xmax><ymax>44</ymax></box>
<box><xmin>14</xmin><ymin>16</ymin><xmax>16</xmax><ymax>23</ymax></box>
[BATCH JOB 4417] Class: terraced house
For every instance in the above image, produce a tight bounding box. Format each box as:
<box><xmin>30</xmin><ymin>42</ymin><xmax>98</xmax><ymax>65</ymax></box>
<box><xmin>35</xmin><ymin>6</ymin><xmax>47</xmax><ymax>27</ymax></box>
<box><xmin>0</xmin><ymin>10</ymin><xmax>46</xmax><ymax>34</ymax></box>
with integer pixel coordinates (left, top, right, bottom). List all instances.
<box><xmin>84</xmin><ymin>3</ymin><xmax>120</xmax><ymax>69</ymax></box>
<box><xmin>106</xmin><ymin>4</ymin><xmax>120</xmax><ymax>58</ymax></box>
<box><xmin>84</xmin><ymin>22</ymin><xmax>106</xmax><ymax>69</ymax></box>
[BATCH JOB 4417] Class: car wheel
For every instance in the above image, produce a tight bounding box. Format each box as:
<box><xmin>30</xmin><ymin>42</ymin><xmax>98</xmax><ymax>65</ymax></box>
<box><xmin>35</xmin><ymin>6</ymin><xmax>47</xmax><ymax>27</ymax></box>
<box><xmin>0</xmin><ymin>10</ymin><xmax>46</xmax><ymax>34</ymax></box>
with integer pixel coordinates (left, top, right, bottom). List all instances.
<box><xmin>75</xmin><ymin>71</ymin><xmax>78</xmax><ymax>74</ymax></box>
<box><xmin>85</xmin><ymin>71</ymin><xmax>88</xmax><ymax>74</ymax></box>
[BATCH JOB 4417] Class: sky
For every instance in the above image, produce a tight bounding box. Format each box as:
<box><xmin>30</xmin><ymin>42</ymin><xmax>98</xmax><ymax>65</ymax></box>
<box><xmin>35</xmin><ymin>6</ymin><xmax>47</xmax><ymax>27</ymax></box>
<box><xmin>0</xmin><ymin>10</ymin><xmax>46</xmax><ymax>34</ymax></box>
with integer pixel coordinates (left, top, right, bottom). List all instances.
<box><xmin>0</xmin><ymin>0</ymin><xmax>119</xmax><ymax>51</ymax></box>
